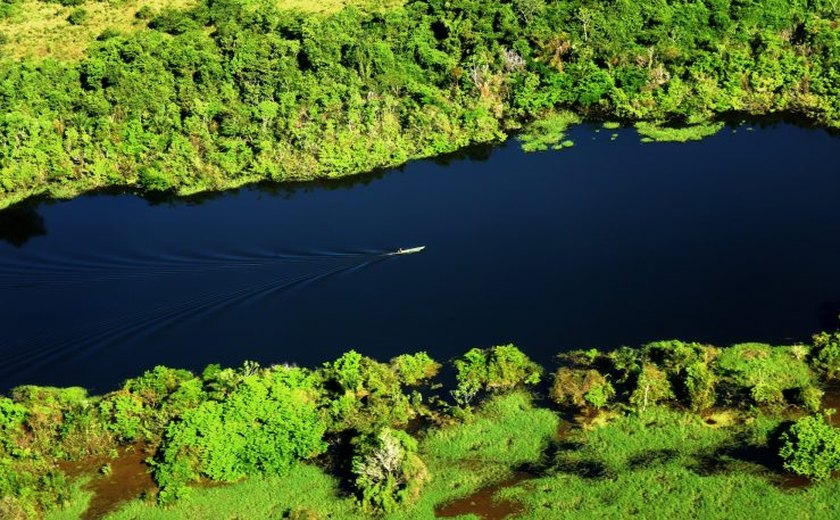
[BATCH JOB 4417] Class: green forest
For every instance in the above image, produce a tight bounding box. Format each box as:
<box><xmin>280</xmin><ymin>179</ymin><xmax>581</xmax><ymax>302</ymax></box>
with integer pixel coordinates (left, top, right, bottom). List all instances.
<box><xmin>3</xmin><ymin>334</ymin><xmax>840</xmax><ymax>518</ymax></box>
<box><xmin>1</xmin><ymin>0</ymin><xmax>839</xmax><ymax>208</ymax></box>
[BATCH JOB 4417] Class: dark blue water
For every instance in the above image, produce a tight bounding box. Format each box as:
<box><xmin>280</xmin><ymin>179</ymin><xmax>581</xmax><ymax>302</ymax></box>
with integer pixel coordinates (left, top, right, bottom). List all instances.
<box><xmin>2</xmin><ymin>122</ymin><xmax>840</xmax><ymax>392</ymax></box>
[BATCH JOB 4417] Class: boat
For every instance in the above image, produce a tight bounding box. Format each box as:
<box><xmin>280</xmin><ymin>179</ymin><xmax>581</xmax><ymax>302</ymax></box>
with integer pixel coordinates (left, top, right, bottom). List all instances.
<box><xmin>388</xmin><ymin>246</ymin><xmax>426</xmax><ymax>256</ymax></box>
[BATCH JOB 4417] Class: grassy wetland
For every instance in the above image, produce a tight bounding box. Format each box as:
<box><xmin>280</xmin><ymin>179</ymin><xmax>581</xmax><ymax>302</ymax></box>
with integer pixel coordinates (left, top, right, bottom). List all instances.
<box><xmin>0</xmin><ymin>336</ymin><xmax>839</xmax><ymax>518</ymax></box>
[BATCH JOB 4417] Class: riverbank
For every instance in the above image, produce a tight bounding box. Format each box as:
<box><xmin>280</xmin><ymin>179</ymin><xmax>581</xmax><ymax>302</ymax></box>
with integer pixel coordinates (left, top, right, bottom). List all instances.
<box><xmin>3</xmin><ymin>335</ymin><xmax>840</xmax><ymax>518</ymax></box>
<box><xmin>2</xmin><ymin>0</ymin><xmax>840</xmax><ymax>209</ymax></box>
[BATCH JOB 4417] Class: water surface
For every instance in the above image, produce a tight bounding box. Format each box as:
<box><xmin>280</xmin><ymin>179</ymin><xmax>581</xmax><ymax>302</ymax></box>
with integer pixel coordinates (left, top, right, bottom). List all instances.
<box><xmin>2</xmin><ymin>123</ymin><xmax>839</xmax><ymax>391</ymax></box>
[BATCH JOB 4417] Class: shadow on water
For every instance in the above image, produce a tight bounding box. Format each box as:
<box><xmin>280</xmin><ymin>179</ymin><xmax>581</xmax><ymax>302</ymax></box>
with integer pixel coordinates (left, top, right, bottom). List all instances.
<box><xmin>818</xmin><ymin>302</ymin><xmax>840</xmax><ymax>331</ymax></box>
<box><xmin>0</xmin><ymin>140</ymin><xmax>501</xmax><ymax>221</ymax></box>
<box><xmin>0</xmin><ymin>204</ymin><xmax>46</xmax><ymax>247</ymax></box>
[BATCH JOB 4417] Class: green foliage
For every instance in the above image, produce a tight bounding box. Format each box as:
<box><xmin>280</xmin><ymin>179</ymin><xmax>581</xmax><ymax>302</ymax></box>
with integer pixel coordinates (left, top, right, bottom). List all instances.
<box><xmin>635</xmin><ymin>122</ymin><xmax>725</xmax><ymax>143</ymax></box>
<box><xmin>519</xmin><ymin>111</ymin><xmax>581</xmax><ymax>152</ymax></box>
<box><xmin>153</xmin><ymin>366</ymin><xmax>327</xmax><ymax>503</ymax></box>
<box><xmin>452</xmin><ymin>344</ymin><xmax>541</xmax><ymax>406</ymax></box>
<box><xmin>779</xmin><ymin>414</ymin><xmax>840</xmax><ymax>480</ymax></box>
<box><xmin>717</xmin><ymin>343</ymin><xmax>818</xmax><ymax>408</ymax></box>
<box><xmin>318</xmin><ymin>351</ymin><xmax>426</xmax><ymax>432</ymax></box>
<box><xmin>1</xmin><ymin>0</ymin><xmax>840</xmax><ymax>207</ymax></box>
<box><xmin>550</xmin><ymin>368</ymin><xmax>614</xmax><ymax>411</ymax></box>
<box><xmin>629</xmin><ymin>363</ymin><xmax>674</xmax><ymax>412</ymax></box>
<box><xmin>389</xmin><ymin>352</ymin><xmax>441</xmax><ymax>386</ymax></box>
<box><xmin>3</xmin><ymin>335</ymin><xmax>840</xmax><ymax>516</ymax></box>
<box><xmin>67</xmin><ymin>8</ymin><xmax>88</xmax><ymax>26</ymax></box>
<box><xmin>9</xmin><ymin>385</ymin><xmax>110</xmax><ymax>460</ymax></box>
<box><xmin>641</xmin><ymin>340</ymin><xmax>718</xmax><ymax>411</ymax></box>
<box><xmin>810</xmin><ymin>332</ymin><xmax>840</xmax><ymax>380</ymax></box>
<box><xmin>98</xmin><ymin>366</ymin><xmax>205</xmax><ymax>442</ymax></box>
<box><xmin>351</xmin><ymin>428</ymin><xmax>427</xmax><ymax>513</ymax></box>
<box><xmin>135</xmin><ymin>5</ymin><xmax>154</xmax><ymax>20</ymax></box>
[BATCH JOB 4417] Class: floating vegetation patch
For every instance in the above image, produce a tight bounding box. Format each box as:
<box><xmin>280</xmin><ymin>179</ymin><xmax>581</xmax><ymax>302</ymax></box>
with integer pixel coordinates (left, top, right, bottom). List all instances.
<box><xmin>519</xmin><ymin>112</ymin><xmax>581</xmax><ymax>152</ymax></box>
<box><xmin>635</xmin><ymin>121</ymin><xmax>725</xmax><ymax>143</ymax></box>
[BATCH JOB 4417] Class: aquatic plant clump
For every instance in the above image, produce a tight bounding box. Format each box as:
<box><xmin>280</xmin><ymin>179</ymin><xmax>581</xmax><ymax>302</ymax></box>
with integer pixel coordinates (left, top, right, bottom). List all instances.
<box><xmin>636</xmin><ymin>122</ymin><xmax>726</xmax><ymax>143</ymax></box>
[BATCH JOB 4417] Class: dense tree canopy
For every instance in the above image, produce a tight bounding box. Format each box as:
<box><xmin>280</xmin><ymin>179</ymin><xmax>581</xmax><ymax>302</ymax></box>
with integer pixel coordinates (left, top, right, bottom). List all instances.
<box><xmin>1</xmin><ymin>0</ymin><xmax>839</xmax><ymax>207</ymax></box>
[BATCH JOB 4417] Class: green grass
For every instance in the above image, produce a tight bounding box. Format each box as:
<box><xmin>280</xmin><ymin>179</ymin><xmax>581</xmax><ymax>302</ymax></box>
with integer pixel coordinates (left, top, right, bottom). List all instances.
<box><xmin>496</xmin><ymin>406</ymin><xmax>840</xmax><ymax>519</ymax></box>
<box><xmin>94</xmin><ymin>391</ymin><xmax>558</xmax><ymax>519</ymax></box>
<box><xmin>44</xmin><ymin>478</ymin><xmax>92</xmax><ymax>520</ymax></box>
<box><xmin>106</xmin><ymin>464</ymin><xmax>363</xmax><ymax>520</ymax></box>
<box><xmin>397</xmin><ymin>391</ymin><xmax>559</xmax><ymax>519</ymax></box>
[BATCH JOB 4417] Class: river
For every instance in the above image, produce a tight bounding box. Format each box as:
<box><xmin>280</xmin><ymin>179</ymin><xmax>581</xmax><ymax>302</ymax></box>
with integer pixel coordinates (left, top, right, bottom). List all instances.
<box><xmin>1</xmin><ymin>122</ymin><xmax>839</xmax><ymax>391</ymax></box>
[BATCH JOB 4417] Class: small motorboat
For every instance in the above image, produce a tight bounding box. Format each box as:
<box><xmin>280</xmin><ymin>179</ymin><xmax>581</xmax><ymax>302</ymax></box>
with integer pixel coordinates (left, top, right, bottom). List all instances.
<box><xmin>388</xmin><ymin>246</ymin><xmax>426</xmax><ymax>256</ymax></box>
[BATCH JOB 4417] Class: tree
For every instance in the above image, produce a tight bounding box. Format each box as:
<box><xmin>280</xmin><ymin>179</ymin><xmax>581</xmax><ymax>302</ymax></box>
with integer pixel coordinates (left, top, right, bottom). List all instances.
<box><xmin>452</xmin><ymin>345</ymin><xmax>542</xmax><ymax>407</ymax></box>
<box><xmin>351</xmin><ymin>428</ymin><xmax>428</xmax><ymax>513</ymax></box>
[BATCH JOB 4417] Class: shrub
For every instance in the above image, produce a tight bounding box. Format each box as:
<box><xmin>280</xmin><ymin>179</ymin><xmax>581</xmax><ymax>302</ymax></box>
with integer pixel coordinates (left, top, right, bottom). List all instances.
<box><xmin>452</xmin><ymin>345</ymin><xmax>542</xmax><ymax>406</ymax></box>
<box><xmin>390</xmin><ymin>352</ymin><xmax>441</xmax><ymax>386</ymax></box>
<box><xmin>684</xmin><ymin>361</ymin><xmax>716</xmax><ymax>411</ymax></box>
<box><xmin>351</xmin><ymin>428</ymin><xmax>428</xmax><ymax>514</ymax></box>
<box><xmin>135</xmin><ymin>5</ymin><xmax>154</xmax><ymax>20</ymax></box>
<box><xmin>810</xmin><ymin>332</ymin><xmax>840</xmax><ymax>380</ymax></box>
<box><xmin>779</xmin><ymin>414</ymin><xmax>840</xmax><ymax>480</ymax></box>
<box><xmin>67</xmin><ymin>8</ymin><xmax>87</xmax><ymax>25</ymax></box>
<box><xmin>550</xmin><ymin>368</ymin><xmax>614</xmax><ymax>411</ymax></box>
<box><xmin>641</xmin><ymin>341</ymin><xmax>718</xmax><ymax>409</ymax></box>
<box><xmin>153</xmin><ymin>367</ymin><xmax>326</xmax><ymax>503</ymax></box>
<box><xmin>9</xmin><ymin>386</ymin><xmax>110</xmax><ymax>459</ymax></box>
<box><xmin>629</xmin><ymin>364</ymin><xmax>674</xmax><ymax>412</ymax></box>
<box><xmin>319</xmin><ymin>351</ymin><xmax>421</xmax><ymax>432</ymax></box>
<box><xmin>148</xmin><ymin>8</ymin><xmax>200</xmax><ymax>35</ymax></box>
<box><xmin>716</xmin><ymin>343</ymin><xmax>818</xmax><ymax>408</ymax></box>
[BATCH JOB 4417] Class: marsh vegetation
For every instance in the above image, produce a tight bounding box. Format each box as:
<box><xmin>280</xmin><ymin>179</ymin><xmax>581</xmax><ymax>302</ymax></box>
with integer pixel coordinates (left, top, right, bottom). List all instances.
<box><xmin>3</xmin><ymin>335</ymin><xmax>840</xmax><ymax>518</ymax></box>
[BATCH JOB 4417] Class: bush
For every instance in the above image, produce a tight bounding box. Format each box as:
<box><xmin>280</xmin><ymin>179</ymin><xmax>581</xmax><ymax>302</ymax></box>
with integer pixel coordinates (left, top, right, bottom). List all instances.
<box><xmin>153</xmin><ymin>367</ymin><xmax>326</xmax><ymax>503</ymax></box>
<box><xmin>452</xmin><ymin>345</ymin><xmax>542</xmax><ymax>406</ymax></box>
<box><xmin>135</xmin><ymin>5</ymin><xmax>154</xmax><ymax>20</ymax></box>
<box><xmin>629</xmin><ymin>364</ymin><xmax>674</xmax><ymax>412</ymax></box>
<box><xmin>716</xmin><ymin>343</ymin><xmax>817</xmax><ymax>408</ymax></box>
<box><xmin>810</xmin><ymin>332</ymin><xmax>840</xmax><ymax>380</ymax></box>
<box><xmin>779</xmin><ymin>414</ymin><xmax>840</xmax><ymax>480</ymax></box>
<box><xmin>351</xmin><ymin>428</ymin><xmax>428</xmax><ymax>514</ymax></box>
<box><xmin>550</xmin><ymin>368</ymin><xmax>614</xmax><ymax>411</ymax></box>
<box><xmin>9</xmin><ymin>386</ymin><xmax>110</xmax><ymax>459</ymax></box>
<box><xmin>390</xmin><ymin>352</ymin><xmax>441</xmax><ymax>386</ymax></box>
<box><xmin>319</xmin><ymin>351</ymin><xmax>422</xmax><ymax>432</ymax></box>
<box><xmin>67</xmin><ymin>8</ymin><xmax>87</xmax><ymax>25</ymax></box>
<box><xmin>639</xmin><ymin>341</ymin><xmax>718</xmax><ymax>409</ymax></box>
